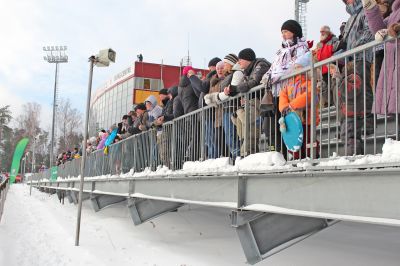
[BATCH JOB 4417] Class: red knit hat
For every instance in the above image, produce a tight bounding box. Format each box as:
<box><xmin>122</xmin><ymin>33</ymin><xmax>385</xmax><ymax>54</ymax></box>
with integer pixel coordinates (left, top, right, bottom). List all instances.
<box><xmin>182</xmin><ymin>66</ymin><xmax>194</xmax><ymax>76</ymax></box>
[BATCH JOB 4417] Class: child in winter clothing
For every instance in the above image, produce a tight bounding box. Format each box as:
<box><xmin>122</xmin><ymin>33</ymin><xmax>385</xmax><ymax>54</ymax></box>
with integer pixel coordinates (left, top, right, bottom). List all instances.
<box><xmin>261</xmin><ymin>19</ymin><xmax>310</xmax><ymax>155</ymax></box>
<box><xmin>279</xmin><ymin>52</ymin><xmax>320</xmax><ymax>159</ymax></box>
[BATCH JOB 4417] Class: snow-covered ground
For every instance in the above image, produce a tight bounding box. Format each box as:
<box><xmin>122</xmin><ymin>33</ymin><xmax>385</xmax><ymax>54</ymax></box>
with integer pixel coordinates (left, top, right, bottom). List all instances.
<box><xmin>1</xmin><ymin>185</ymin><xmax>400</xmax><ymax>266</ymax></box>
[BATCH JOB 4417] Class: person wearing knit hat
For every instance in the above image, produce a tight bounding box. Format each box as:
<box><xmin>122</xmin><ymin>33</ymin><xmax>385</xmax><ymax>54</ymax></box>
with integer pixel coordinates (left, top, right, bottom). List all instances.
<box><xmin>208</xmin><ymin>57</ymin><xmax>221</xmax><ymax>71</ymax></box>
<box><xmin>182</xmin><ymin>66</ymin><xmax>194</xmax><ymax>76</ymax></box>
<box><xmin>223</xmin><ymin>53</ymin><xmax>238</xmax><ymax>67</ymax></box>
<box><xmin>134</xmin><ymin>103</ymin><xmax>146</xmax><ymax>111</ymax></box>
<box><xmin>222</xmin><ymin>53</ymin><xmax>239</xmax><ymax>77</ymax></box>
<box><xmin>238</xmin><ymin>48</ymin><xmax>256</xmax><ymax>62</ymax></box>
<box><xmin>258</xmin><ymin>20</ymin><xmax>309</xmax><ymax>157</ymax></box>
<box><xmin>159</xmin><ymin>88</ymin><xmax>170</xmax><ymax>107</ymax></box>
<box><xmin>281</xmin><ymin>19</ymin><xmax>303</xmax><ymax>39</ymax></box>
<box><xmin>159</xmin><ymin>88</ymin><xmax>168</xmax><ymax>95</ymax></box>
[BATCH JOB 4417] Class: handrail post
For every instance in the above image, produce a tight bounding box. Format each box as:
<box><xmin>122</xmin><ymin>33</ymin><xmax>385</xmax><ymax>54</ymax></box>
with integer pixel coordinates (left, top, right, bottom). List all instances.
<box><xmin>310</xmin><ymin>59</ymin><xmax>317</xmax><ymax>160</ymax></box>
<box><xmin>200</xmin><ymin>108</ymin><xmax>205</xmax><ymax>161</ymax></box>
<box><xmin>244</xmin><ymin>93</ymin><xmax>251</xmax><ymax>157</ymax></box>
<box><xmin>171</xmin><ymin>120</ymin><xmax>177</xmax><ymax>171</ymax></box>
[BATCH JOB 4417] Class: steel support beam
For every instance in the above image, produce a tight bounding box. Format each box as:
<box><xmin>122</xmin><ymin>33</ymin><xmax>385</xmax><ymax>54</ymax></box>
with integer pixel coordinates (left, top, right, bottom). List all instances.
<box><xmin>90</xmin><ymin>194</ymin><xmax>127</xmax><ymax>212</ymax></box>
<box><xmin>127</xmin><ymin>198</ymin><xmax>184</xmax><ymax>226</ymax></box>
<box><xmin>232</xmin><ymin>210</ymin><xmax>328</xmax><ymax>265</ymax></box>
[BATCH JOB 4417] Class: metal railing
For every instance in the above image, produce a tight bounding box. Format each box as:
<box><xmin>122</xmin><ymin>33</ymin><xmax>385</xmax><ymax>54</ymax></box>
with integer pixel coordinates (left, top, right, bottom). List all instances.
<box><xmin>0</xmin><ymin>178</ymin><xmax>10</xmax><ymax>222</ymax></box>
<box><xmin>33</xmin><ymin>35</ymin><xmax>400</xmax><ymax>180</ymax></box>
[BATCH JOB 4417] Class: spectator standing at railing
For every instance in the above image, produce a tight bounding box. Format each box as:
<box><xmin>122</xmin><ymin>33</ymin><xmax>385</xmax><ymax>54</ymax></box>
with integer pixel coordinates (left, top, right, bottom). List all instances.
<box><xmin>315</xmin><ymin>26</ymin><xmax>340</xmax><ymax>107</ymax></box>
<box><xmin>188</xmin><ymin>57</ymin><xmax>221</xmax><ymax>108</ymax></box>
<box><xmin>201</xmin><ymin>60</ymin><xmax>226</xmax><ymax>159</ymax></box>
<box><xmin>226</xmin><ymin>48</ymin><xmax>270</xmax><ymax>157</ymax></box>
<box><xmin>97</xmin><ymin>130</ymin><xmax>108</xmax><ymax>150</ymax></box>
<box><xmin>127</xmin><ymin>110</ymin><xmax>137</xmax><ymax>127</ymax></box>
<box><xmin>134</xmin><ymin>103</ymin><xmax>149</xmax><ymax>132</ymax></box>
<box><xmin>158</xmin><ymin>88</ymin><xmax>170</xmax><ymax>114</ymax></box>
<box><xmin>337</xmin><ymin>0</ymin><xmax>374</xmax><ymax>155</ymax></box>
<box><xmin>217</xmin><ymin>54</ymin><xmax>241</xmax><ymax>159</ymax></box>
<box><xmin>362</xmin><ymin>0</ymin><xmax>400</xmax><ymax>115</ymax></box>
<box><xmin>117</xmin><ymin>115</ymin><xmax>129</xmax><ymax>135</ymax></box>
<box><xmin>153</xmin><ymin>87</ymin><xmax>180</xmax><ymax>168</ymax></box>
<box><xmin>179</xmin><ymin>66</ymin><xmax>200</xmax><ymax>114</ymax></box>
<box><xmin>179</xmin><ymin>66</ymin><xmax>201</xmax><ymax>161</ymax></box>
<box><xmin>261</xmin><ymin>20</ymin><xmax>309</xmax><ymax>154</ymax></box>
<box><xmin>279</xmin><ymin>52</ymin><xmax>321</xmax><ymax>159</ymax></box>
<box><xmin>144</xmin><ymin>95</ymin><xmax>163</xmax><ymax>128</ymax></box>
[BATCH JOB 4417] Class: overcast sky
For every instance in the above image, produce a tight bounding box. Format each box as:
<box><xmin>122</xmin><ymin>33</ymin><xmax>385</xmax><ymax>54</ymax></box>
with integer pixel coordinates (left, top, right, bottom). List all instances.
<box><xmin>0</xmin><ymin>0</ymin><xmax>349</xmax><ymax>129</ymax></box>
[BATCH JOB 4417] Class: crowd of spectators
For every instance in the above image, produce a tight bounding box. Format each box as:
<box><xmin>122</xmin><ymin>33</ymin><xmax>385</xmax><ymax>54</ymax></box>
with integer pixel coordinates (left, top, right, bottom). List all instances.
<box><xmin>59</xmin><ymin>0</ymin><xmax>400</xmax><ymax>168</ymax></box>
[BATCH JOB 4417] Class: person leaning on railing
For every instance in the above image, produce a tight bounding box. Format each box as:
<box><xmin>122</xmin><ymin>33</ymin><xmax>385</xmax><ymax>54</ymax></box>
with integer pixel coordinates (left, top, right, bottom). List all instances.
<box><xmin>202</xmin><ymin>61</ymin><xmax>226</xmax><ymax>159</ymax></box>
<box><xmin>260</xmin><ymin>19</ymin><xmax>309</xmax><ymax>155</ymax></box>
<box><xmin>226</xmin><ymin>48</ymin><xmax>271</xmax><ymax>157</ymax></box>
<box><xmin>315</xmin><ymin>25</ymin><xmax>341</xmax><ymax>107</ymax></box>
<box><xmin>336</xmin><ymin>0</ymin><xmax>375</xmax><ymax>155</ymax></box>
<box><xmin>178</xmin><ymin>66</ymin><xmax>201</xmax><ymax>161</ymax></box>
<box><xmin>363</xmin><ymin>0</ymin><xmax>400</xmax><ymax>115</ymax></box>
<box><xmin>279</xmin><ymin>52</ymin><xmax>321</xmax><ymax>159</ymax></box>
<box><xmin>203</xmin><ymin>53</ymin><xmax>241</xmax><ymax>162</ymax></box>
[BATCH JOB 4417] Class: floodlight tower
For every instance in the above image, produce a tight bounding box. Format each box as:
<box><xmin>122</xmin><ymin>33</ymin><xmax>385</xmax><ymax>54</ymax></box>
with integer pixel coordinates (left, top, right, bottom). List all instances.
<box><xmin>295</xmin><ymin>0</ymin><xmax>310</xmax><ymax>38</ymax></box>
<box><xmin>43</xmin><ymin>45</ymin><xmax>68</xmax><ymax>170</ymax></box>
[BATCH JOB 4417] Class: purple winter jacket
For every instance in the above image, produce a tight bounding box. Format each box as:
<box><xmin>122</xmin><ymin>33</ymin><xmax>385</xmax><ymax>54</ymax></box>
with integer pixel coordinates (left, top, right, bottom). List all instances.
<box><xmin>365</xmin><ymin>1</ymin><xmax>400</xmax><ymax>114</ymax></box>
<box><xmin>96</xmin><ymin>134</ymin><xmax>108</xmax><ymax>150</ymax></box>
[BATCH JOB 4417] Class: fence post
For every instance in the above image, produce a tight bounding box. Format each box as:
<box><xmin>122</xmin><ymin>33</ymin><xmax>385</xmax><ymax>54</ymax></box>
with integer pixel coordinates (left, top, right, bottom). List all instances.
<box><xmin>244</xmin><ymin>93</ymin><xmax>250</xmax><ymax>157</ymax></box>
<box><xmin>310</xmin><ymin>59</ymin><xmax>317</xmax><ymax>160</ymax></box>
<box><xmin>200</xmin><ymin>108</ymin><xmax>206</xmax><ymax>161</ymax></box>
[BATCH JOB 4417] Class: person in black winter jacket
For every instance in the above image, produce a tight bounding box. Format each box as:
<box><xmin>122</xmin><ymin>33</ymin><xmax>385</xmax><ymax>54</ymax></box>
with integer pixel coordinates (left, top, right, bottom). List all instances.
<box><xmin>227</xmin><ymin>48</ymin><xmax>271</xmax><ymax>157</ymax></box>
<box><xmin>188</xmin><ymin>57</ymin><xmax>221</xmax><ymax>108</ymax></box>
<box><xmin>178</xmin><ymin>66</ymin><xmax>200</xmax><ymax>114</ymax></box>
<box><xmin>178</xmin><ymin>66</ymin><xmax>201</xmax><ymax>162</ymax></box>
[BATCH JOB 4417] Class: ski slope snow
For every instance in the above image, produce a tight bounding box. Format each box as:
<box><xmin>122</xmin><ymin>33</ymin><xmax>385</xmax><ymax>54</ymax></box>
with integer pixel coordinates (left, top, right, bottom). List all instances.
<box><xmin>1</xmin><ymin>184</ymin><xmax>400</xmax><ymax>266</ymax></box>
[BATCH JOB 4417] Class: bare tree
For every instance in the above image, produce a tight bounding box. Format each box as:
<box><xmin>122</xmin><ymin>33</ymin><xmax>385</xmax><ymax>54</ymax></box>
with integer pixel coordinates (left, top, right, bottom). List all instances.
<box><xmin>0</xmin><ymin>105</ymin><xmax>12</xmax><ymax>171</ymax></box>
<box><xmin>57</xmin><ymin>98</ymin><xmax>83</xmax><ymax>153</ymax></box>
<box><xmin>16</xmin><ymin>102</ymin><xmax>42</xmax><ymax>139</ymax></box>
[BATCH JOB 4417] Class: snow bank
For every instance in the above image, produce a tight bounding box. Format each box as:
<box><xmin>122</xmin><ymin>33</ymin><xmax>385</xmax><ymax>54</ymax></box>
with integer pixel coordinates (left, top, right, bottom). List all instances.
<box><xmin>235</xmin><ymin>152</ymin><xmax>289</xmax><ymax>172</ymax></box>
<box><xmin>181</xmin><ymin>157</ymin><xmax>235</xmax><ymax>174</ymax></box>
<box><xmin>132</xmin><ymin>166</ymin><xmax>172</xmax><ymax>177</ymax></box>
<box><xmin>381</xmin><ymin>138</ymin><xmax>400</xmax><ymax>162</ymax></box>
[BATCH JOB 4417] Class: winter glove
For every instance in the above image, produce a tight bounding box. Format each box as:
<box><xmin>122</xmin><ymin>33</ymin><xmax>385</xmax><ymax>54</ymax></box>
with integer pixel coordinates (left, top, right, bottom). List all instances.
<box><xmin>388</xmin><ymin>23</ymin><xmax>400</xmax><ymax>38</ymax></box>
<box><xmin>217</xmin><ymin>92</ymin><xmax>229</xmax><ymax>103</ymax></box>
<box><xmin>278</xmin><ymin>117</ymin><xmax>287</xmax><ymax>133</ymax></box>
<box><xmin>361</xmin><ymin>0</ymin><xmax>377</xmax><ymax>10</ymax></box>
<box><xmin>204</xmin><ymin>92</ymin><xmax>219</xmax><ymax>106</ymax></box>
<box><xmin>375</xmin><ymin>29</ymin><xmax>389</xmax><ymax>41</ymax></box>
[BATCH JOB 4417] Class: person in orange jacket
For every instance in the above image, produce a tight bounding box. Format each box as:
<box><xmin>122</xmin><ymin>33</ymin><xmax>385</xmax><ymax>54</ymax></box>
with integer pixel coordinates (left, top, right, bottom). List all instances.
<box><xmin>279</xmin><ymin>52</ymin><xmax>320</xmax><ymax>159</ymax></box>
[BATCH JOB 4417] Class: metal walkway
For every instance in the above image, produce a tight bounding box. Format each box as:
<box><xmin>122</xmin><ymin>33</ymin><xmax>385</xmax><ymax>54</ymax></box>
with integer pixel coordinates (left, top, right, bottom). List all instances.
<box><xmin>31</xmin><ymin>163</ymin><xmax>400</xmax><ymax>264</ymax></box>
